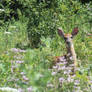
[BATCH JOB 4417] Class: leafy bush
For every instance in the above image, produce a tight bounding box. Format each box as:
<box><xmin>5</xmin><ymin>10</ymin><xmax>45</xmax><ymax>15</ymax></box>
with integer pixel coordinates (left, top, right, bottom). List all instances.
<box><xmin>0</xmin><ymin>0</ymin><xmax>92</xmax><ymax>92</ymax></box>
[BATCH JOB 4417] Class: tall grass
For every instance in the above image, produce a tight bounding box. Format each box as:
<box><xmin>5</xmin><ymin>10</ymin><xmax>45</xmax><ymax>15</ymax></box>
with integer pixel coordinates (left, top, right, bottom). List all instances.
<box><xmin>0</xmin><ymin>1</ymin><xmax>92</xmax><ymax>92</ymax></box>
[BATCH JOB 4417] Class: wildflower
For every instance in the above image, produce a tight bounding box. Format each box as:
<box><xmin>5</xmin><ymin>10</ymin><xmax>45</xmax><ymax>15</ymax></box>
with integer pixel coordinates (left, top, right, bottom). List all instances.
<box><xmin>59</xmin><ymin>56</ymin><xmax>66</xmax><ymax>62</ymax></box>
<box><xmin>74</xmin><ymin>80</ymin><xmax>80</xmax><ymax>85</ymax></box>
<box><xmin>89</xmin><ymin>80</ymin><xmax>92</xmax><ymax>83</ymax></box>
<box><xmin>22</xmin><ymin>75</ymin><xmax>29</xmax><ymax>81</ymax></box>
<box><xmin>11</xmin><ymin>48</ymin><xmax>19</xmax><ymax>53</ymax></box>
<box><xmin>58</xmin><ymin>65</ymin><xmax>66</xmax><ymax>71</ymax></box>
<box><xmin>67</xmin><ymin>77</ymin><xmax>74</xmax><ymax>82</ymax></box>
<box><xmin>67</xmin><ymin>76</ymin><xmax>71</xmax><ymax>82</ymax></box>
<box><xmin>14</xmin><ymin>55</ymin><xmax>24</xmax><ymax>59</ymax></box>
<box><xmin>64</xmin><ymin>70</ymin><xmax>71</xmax><ymax>75</ymax></box>
<box><xmin>20</xmin><ymin>72</ymin><xmax>25</xmax><ymax>75</ymax></box>
<box><xmin>11</xmin><ymin>48</ymin><xmax>26</xmax><ymax>53</ymax></box>
<box><xmin>63</xmin><ymin>61</ymin><xmax>67</xmax><ymax>64</ymax></box>
<box><xmin>27</xmin><ymin>86</ymin><xmax>33</xmax><ymax>92</ymax></box>
<box><xmin>74</xmin><ymin>86</ymin><xmax>81</xmax><ymax>90</ymax></box>
<box><xmin>75</xmin><ymin>67</ymin><xmax>80</xmax><ymax>71</ymax></box>
<box><xmin>51</xmin><ymin>72</ymin><xmax>57</xmax><ymax>76</ymax></box>
<box><xmin>70</xmin><ymin>56</ymin><xmax>73</xmax><ymax>60</ymax></box>
<box><xmin>69</xmin><ymin>64</ymin><xmax>74</xmax><ymax>67</ymax></box>
<box><xmin>66</xmin><ymin>66</ymin><xmax>73</xmax><ymax>70</ymax></box>
<box><xmin>71</xmin><ymin>74</ymin><xmax>76</xmax><ymax>78</ymax></box>
<box><xmin>59</xmin><ymin>77</ymin><xmax>65</xmax><ymax>83</ymax></box>
<box><xmin>15</xmin><ymin>78</ymin><xmax>19</xmax><ymax>81</ymax></box>
<box><xmin>16</xmin><ymin>60</ymin><xmax>24</xmax><ymax>64</ymax></box>
<box><xmin>18</xmin><ymin>88</ymin><xmax>24</xmax><ymax>92</ymax></box>
<box><xmin>57</xmin><ymin>66</ymin><xmax>62</xmax><ymax>71</ymax></box>
<box><xmin>67</xmin><ymin>70</ymin><xmax>72</xmax><ymax>74</ymax></box>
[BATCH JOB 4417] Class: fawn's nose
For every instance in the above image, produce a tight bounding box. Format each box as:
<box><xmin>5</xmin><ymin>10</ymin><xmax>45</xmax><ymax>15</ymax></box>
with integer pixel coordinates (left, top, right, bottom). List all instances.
<box><xmin>66</xmin><ymin>38</ymin><xmax>72</xmax><ymax>45</ymax></box>
<box><xmin>66</xmin><ymin>41</ymin><xmax>70</xmax><ymax>44</ymax></box>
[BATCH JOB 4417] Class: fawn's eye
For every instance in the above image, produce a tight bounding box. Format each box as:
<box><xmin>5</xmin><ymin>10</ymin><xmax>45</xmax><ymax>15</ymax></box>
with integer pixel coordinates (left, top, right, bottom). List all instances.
<box><xmin>64</xmin><ymin>37</ymin><xmax>67</xmax><ymax>40</ymax></box>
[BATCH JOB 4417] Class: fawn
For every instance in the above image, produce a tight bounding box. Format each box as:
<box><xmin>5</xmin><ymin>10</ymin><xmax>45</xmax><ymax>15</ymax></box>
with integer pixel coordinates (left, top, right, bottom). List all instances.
<box><xmin>54</xmin><ymin>27</ymin><xmax>79</xmax><ymax>68</ymax></box>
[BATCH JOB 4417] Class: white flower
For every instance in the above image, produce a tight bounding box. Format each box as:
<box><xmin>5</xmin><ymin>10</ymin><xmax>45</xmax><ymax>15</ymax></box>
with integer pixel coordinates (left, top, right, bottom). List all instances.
<box><xmin>27</xmin><ymin>86</ymin><xmax>33</xmax><ymax>92</ymax></box>
<box><xmin>0</xmin><ymin>87</ymin><xmax>19</xmax><ymax>92</ymax></box>
<box><xmin>74</xmin><ymin>80</ymin><xmax>80</xmax><ymax>85</ymax></box>
<box><xmin>4</xmin><ymin>32</ymin><xmax>12</xmax><ymax>34</ymax></box>
<box><xmin>0</xmin><ymin>9</ymin><xmax>4</xmax><ymax>12</ymax></box>
<box><xmin>51</xmin><ymin>72</ymin><xmax>57</xmax><ymax>76</ymax></box>
<box><xmin>59</xmin><ymin>77</ymin><xmax>65</xmax><ymax>83</ymax></box>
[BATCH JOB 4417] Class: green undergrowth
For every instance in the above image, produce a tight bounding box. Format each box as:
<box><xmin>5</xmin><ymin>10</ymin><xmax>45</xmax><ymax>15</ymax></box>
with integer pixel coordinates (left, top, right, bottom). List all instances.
<box><xmin>0</xmin><ymin>0</ymin><xmax>92</xmax><ymax>92</ymax></box>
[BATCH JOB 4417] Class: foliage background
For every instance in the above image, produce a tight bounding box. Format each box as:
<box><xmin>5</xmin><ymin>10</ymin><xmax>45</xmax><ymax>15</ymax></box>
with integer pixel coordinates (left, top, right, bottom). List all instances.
<box><xmin>0</xmin><ymin>0</ymin><xmax>92</xmax><ymax>92</ymax></box>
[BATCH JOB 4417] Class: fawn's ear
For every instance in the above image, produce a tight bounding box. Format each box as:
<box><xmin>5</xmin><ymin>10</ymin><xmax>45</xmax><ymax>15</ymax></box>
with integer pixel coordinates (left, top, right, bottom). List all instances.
<box><xmin>58</xmin><ymin>28</ymin><xmax>64</xmax><ymax>38</ymax></box>
<box><xmin>71</xmin><ymin>27</ymin><xmax>79</xmax><ymax>37</ymax></box>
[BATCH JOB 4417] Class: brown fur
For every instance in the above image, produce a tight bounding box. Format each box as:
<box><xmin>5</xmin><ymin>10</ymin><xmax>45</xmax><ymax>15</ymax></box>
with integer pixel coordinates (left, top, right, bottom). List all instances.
<box><xmin>54</xmin><ymin>27</ymin><xmax>79</xmax><ymax>67</ymax></box>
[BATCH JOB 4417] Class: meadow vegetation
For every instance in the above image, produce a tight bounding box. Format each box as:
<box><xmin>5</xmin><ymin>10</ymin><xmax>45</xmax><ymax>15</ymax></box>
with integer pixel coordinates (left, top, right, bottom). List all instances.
<box><xmin>0</xmin><ymin>0</ymin><xmax>92</xmax><ymax>92</ymax></box>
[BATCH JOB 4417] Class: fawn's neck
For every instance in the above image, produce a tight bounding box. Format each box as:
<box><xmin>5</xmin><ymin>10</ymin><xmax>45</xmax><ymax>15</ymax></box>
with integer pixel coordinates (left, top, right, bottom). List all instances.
<box><xmin>66</xmin><ymin>41</ymin><xmax>77</xmax><ymax>66</ymax></box>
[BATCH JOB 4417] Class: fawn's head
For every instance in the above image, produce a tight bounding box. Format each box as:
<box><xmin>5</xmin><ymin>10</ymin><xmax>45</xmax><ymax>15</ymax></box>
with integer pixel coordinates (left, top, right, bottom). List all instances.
<box><xmin>58</xmin><ymin>27</ymin><xmax>79</xmax><ymax>46</ymax></box>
